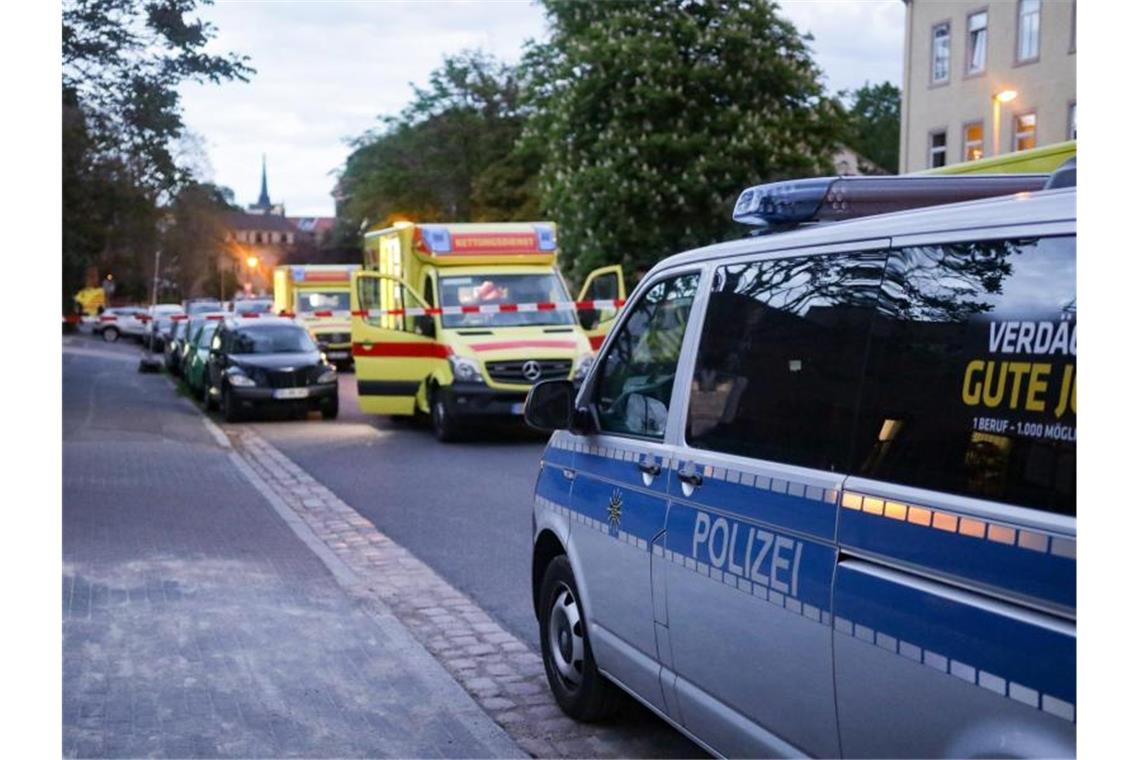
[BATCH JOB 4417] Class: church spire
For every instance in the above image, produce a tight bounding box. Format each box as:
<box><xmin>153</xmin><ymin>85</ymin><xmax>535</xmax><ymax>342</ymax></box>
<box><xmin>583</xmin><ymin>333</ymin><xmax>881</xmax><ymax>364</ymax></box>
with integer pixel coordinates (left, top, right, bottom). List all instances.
<box><xmin>256</xmin><ymin>154</ymin><xmax>271</xmax><ymax>209</ymax></box>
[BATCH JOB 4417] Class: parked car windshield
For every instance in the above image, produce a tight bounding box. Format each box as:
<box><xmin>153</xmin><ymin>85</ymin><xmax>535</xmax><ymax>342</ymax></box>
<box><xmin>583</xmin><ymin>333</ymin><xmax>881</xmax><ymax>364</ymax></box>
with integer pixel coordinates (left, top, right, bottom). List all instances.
<box><xmin>230</xmin><ymin>325</ymin><xmax>316</xmax><ymax>354</ymax></box>
<box><xmin>234</xmin><ymin>299</ymin><xmax>273</xmax><ymax>314</ymax></box>
<box><xmin>186</xmin><ymin>301</ymin><xmax>223</xmax><ymax>315</ymax></box>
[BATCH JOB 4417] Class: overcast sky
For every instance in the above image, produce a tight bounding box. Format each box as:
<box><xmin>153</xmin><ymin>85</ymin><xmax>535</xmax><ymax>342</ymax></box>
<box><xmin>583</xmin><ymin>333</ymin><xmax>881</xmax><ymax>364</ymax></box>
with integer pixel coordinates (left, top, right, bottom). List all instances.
<box><xmin>178</xmin><ymin>0</ymin><xmax>904</xmax><ymax>217</ymax></box>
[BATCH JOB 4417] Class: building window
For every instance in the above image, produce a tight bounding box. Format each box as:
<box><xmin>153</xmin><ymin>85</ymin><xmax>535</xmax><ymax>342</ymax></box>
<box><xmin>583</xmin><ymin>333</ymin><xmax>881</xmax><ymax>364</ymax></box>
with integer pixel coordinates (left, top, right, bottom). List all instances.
<box><xmin>929</xmin><ymin>130</ymin><xmax>948</xmax><ymax>168</ymax></box>
<box><xmin>931</xmin><ymin>22</ymin><xmax>951</xmax><ymax>83</ymax></box>
<box><xmin>1017</xmin><ymin>0</ymin><xmax>1041</xmax><ymax>62</ymax></box>
<box><xmin>1068</xmin><ymin>102</ymin><xmax>1076</xmax><ymax>140</ymax></box>
<box><xmin>967</xmin><ymin>11</ymin><xmax>987</xmax><ymax>74</ymax></box>
<box><xmin>255</xmin><ymin>232</ymin><xmax>263</xmax><ymax>244</ymax></box>
<box><xmin>1013</xmin><ymin>112</ymin><xmax>1037</xmax><ymax>152</ymax></box>
<box><xmin>963</xmin><ymin>122</ymin><xmax>984</xmax><ymax>161</ymax></box>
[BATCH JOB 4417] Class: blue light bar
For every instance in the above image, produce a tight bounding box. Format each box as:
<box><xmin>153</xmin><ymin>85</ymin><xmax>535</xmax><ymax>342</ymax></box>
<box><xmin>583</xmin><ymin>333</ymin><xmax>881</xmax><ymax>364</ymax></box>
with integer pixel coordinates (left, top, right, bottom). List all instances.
<box><xmin>422</xmin><ymin>226</ymin><xmax>452</xmax><ymax>253</ymax></box>
<box><xmin>535</xmin><ymin>224</ymin><xmax>557</xmax><ymax>251</ymax></box>
<box><xmin>733</xmin><ymin>177</ymin><xmax>833</xmax><ymax>226</ymax></box>
<box><xmin>733</xmin><ymin>174</ymin><xmax>1050</xmax><ymax>228</ymax></box>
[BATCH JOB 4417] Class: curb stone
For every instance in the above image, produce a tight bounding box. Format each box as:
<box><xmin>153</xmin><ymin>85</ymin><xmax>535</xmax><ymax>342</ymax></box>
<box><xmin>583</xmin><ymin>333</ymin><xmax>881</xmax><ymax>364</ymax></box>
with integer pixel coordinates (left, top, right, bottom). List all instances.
<box><xmin>224</xmin><ymin>424</ymin><xmax>644</xmax><ymax>759</ymax></box>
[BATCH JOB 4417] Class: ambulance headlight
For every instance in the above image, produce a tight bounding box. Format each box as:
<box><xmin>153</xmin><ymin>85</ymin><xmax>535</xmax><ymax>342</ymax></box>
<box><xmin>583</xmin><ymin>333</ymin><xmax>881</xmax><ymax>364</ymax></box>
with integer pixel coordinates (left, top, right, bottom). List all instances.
<box><xmin>572</xmin><ymin>354</ymin><xmax>595</xmax><ymax>382</ymax></box>
<box><xmin>449</xmin><ymin>356</ymin><xmax>485</xmax><ymax>384</ymax></box>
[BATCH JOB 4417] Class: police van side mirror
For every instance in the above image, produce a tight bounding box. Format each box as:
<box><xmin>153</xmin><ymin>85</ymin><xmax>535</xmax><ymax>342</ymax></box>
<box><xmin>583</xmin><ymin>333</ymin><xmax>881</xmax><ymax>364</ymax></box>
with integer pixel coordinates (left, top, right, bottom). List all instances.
<box><xmin>525</xmin><ymin>380</ymin><xmax>576</xmax><ymax>432</ymax></box>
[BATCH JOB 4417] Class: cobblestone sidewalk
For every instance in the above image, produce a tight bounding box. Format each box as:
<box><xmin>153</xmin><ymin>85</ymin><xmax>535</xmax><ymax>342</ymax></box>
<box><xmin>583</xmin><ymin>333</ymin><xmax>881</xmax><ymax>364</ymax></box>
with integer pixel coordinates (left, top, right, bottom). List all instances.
<box><xmin>227</xmin><ymin>424</ymin><xmax>682</xmax><ymax>759</ymax></box>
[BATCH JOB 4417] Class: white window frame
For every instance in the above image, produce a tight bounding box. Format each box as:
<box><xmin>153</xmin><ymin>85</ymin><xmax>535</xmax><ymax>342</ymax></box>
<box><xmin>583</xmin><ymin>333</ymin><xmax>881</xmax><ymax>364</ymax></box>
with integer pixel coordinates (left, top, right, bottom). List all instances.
<box><xmin>1017</xmin><ymin>0</ymin><xmax>1042</xmax><ymax>63</ymax></box>
<box><xmin>929</xmin><ymin>129</ymin><xmax>948</xmax><ymax>168</ymax></box>
<box><xmin>966</xmin><ymin>9</ymin><xmax>988</xmax><ymax>75</ymax></box>
<box><xmin>931</xmin><ymin>21</ymin><xmax>951</xmax><ymax>84</ymax></box>
<box><xmin>1013</xmin><ymin>111</ymin><xmax>1037</xmax><ymax>152</ymax></box>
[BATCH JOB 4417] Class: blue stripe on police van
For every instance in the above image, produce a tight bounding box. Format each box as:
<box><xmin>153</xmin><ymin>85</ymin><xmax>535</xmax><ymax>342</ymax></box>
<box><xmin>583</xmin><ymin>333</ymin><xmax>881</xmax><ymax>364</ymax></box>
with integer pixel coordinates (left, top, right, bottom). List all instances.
<box><xmin>831</xmin><ymin>613</ymin><xmax>1075</xmax><ymax>722</ymax></box>
<box><xmin>839</xmin><ymin>493</ymin><xmax>1075</xmax><ymax>610</ymax></box>
<box><xmin>834</xmin><ymin>563</ymin><xmax>1075</xmax><ymax>723</ymax></box>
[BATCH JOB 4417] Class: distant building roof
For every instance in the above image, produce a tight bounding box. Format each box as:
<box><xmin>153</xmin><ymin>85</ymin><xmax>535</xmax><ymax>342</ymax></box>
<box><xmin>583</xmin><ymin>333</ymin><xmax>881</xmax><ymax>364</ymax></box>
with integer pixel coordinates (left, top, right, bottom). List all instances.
<box><xmin>287</xmin><ymin>217</ymin><xmax>336</xmax><ymax>234</ymax></box>
<box><xmin>223</xmin><ymin>210</ymin><xmax>295</xmax><ymax>233</ymax></box>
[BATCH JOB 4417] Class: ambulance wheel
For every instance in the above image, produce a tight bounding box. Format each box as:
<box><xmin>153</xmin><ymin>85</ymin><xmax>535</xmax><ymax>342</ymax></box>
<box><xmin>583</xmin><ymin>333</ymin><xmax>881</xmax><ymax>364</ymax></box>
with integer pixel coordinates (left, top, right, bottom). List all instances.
<box><xmin>431</xmin><ymin>391</ymin><xmax>459</xmax><ymax>442</ymax></box>
<box><xmin>102</xmin><ymin>326</ymin><xmax>119</xmax><ymax>343</ymax></box>
<box><xmin>539</xmin><ymin>555</ymin><xmax>620</xmax><ymax>722</ymax></box>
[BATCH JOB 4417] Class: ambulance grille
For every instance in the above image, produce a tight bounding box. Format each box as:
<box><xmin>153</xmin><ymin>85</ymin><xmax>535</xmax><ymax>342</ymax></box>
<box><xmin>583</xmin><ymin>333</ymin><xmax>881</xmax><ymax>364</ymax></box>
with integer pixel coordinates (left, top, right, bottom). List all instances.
<box><xmin>486</xmin><ymin>359</ymin><xmax>572</xmax><ymax>385</ymax></box>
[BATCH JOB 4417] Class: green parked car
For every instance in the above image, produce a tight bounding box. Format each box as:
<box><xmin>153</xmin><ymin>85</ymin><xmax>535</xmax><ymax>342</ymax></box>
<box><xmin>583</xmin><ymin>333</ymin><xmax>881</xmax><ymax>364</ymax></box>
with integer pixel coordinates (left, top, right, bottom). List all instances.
<box><xmin>183</xmin><ymin>321</ymin><xmax>220</xmax><ymax>400</ymax></box>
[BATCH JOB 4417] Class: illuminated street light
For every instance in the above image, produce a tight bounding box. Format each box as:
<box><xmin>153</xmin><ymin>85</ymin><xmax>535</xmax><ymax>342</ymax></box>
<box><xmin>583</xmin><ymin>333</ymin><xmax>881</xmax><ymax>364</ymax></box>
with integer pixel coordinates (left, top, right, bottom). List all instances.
<box><xmin>245</xmin><ymin>255</ymin><xmax>260</xmax><ymax>269</ymax></box>
<box><xmin>992</xmin><ymin>90</ymin><xmax>1019</xmax><ymax>155</ymax></box>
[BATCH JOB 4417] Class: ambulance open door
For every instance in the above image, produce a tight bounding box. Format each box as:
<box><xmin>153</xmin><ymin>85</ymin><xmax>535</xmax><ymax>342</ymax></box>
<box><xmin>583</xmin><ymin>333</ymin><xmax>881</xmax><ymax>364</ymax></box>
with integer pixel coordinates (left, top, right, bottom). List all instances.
<box><xmin>351</xmin><ymin>271</ymin><xmax>445</xmax><ymax>415</ymax></box>
<box><xmin>576</xmin><ymin>264</ymin><xmax>626</xmax><ymax>351</ymax></box>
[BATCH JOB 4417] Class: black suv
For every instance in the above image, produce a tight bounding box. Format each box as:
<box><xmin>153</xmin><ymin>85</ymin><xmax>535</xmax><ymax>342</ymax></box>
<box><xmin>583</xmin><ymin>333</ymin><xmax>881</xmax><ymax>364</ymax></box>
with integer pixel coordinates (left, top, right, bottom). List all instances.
<box><xmin>204</xmin><ymin>317</ymin><xmax>339</xmax><ymax>422</ymax></box>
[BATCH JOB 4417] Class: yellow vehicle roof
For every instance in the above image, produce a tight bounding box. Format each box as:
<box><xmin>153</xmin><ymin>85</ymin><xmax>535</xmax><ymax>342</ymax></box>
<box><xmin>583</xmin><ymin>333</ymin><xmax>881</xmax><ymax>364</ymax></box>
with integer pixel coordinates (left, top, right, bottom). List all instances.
<box><xmin>365</xmin><ymin>222</ymin><xmax>559</xmax><ymax>267</ymax></box>
<box><xmin>919</xmin><ymin>141</ymin><xmax>1075</xmax><ymax>176</ymax></box>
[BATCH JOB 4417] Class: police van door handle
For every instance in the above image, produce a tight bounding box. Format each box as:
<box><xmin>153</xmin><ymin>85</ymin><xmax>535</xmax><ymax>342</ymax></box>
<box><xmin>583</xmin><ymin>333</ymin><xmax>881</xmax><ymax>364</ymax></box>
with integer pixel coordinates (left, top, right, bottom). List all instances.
<box><xmin>678</xmin><ymin>471</ymin><xmax>703</xmax><ymax>486</ymax></box>
<box><xmin>637</xmin><ymin>461</ymin><xmax>661</xmax><ymax>477</ymax></box>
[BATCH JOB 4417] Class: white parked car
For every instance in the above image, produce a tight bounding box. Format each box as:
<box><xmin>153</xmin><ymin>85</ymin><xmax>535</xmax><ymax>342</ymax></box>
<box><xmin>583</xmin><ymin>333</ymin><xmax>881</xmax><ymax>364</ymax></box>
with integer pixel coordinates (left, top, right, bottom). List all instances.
<box><xmin>91</xmin><ymin>307</ymin><xmax>146</xmax><ymax>343</ymax></box>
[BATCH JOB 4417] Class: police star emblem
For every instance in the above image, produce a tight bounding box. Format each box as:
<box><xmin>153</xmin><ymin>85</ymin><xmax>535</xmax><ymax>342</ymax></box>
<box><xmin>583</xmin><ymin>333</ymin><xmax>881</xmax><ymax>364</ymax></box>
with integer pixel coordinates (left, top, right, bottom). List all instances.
<box><xmin>607</xmin><ymin>488</ymin><xmax>623</xmax><ymax>532</ymax></box>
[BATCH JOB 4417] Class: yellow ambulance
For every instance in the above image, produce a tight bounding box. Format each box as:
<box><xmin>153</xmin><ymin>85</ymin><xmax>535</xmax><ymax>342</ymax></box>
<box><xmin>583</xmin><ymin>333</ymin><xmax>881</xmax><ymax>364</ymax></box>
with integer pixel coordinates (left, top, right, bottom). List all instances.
<box><xmin>273</xmin><ymin>264</ymin><xmax>360</xmax><ymax>368</ymax></box>
<box><xmin>351</xmin><ymin>222</ymin><xmax>624</xmax><ymax>441</ymax></box>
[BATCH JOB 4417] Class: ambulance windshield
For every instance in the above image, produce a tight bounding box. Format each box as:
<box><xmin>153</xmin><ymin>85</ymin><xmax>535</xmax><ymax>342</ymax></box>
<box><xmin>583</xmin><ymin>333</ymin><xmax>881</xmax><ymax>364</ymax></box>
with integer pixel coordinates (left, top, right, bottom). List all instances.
<box><xmin>439</xmin><ymin>274</ymin><xmax>576</xmax><ymax>329</ymax></box>
<box><xmin>296</xmin><ymin>291</ymin><xmax>350</xmax><ymax>312</ymax></box>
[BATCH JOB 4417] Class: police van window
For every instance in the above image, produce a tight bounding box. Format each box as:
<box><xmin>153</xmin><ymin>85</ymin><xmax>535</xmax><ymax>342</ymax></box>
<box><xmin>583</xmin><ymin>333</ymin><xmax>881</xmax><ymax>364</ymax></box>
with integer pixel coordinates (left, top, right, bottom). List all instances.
<box><xmin>852</xmin><ymin>236</ymin><xmax>1076</xmax><ymax>515</ymax></box>
<box><xmin>686</xmin><ymin>251</ymin><xmax>888</xmax><ymax>470</ymax></box>
<box><xmin>593</xmin><ymin>272</ymin><xmax>700</xmax><ymax>439</ymax></box>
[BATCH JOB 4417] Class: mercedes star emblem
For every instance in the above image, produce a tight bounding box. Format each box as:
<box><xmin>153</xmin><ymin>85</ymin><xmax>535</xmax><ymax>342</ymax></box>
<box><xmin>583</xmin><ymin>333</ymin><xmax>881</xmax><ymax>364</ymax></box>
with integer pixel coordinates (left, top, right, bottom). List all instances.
<box><xmin>522</xmin><ymin>360</ymin><xmax>543</xmax><ymax>382</ymax></box>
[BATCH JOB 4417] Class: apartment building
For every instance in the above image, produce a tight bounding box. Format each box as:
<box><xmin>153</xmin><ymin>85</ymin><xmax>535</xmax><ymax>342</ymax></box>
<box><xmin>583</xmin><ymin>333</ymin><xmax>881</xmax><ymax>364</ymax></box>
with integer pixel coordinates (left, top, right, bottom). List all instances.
<box><xmin>899</xmin><ymin>0</ymin><xmax>1076</xmax><ymax>173</ymax></box>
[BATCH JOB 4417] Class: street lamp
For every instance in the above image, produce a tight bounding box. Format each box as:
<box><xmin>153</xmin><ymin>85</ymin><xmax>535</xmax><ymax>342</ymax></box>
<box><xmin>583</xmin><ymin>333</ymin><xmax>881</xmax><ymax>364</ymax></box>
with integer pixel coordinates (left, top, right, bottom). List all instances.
<box><xmin>244</xmin><ymin>254</ymin><xmax>260</xmax><ymax>297</ymax></box>
<box><xmin>992</xmin><ymin>89</ymin><xmax>1018</xmax><ymax>156</ymax></box>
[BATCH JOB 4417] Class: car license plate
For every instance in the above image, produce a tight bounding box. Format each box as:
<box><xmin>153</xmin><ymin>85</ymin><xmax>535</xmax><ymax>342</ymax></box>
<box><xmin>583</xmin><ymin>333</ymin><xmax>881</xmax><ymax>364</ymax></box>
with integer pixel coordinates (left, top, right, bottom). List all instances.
<box><xmin>274</xmin><ymin>388</ymin><xmax>310</xmax><ymax>399</ymax></box>
<box><xmin>510</xmin><ymin>402</ymin><xmax>525</xmax><ymax>415</ymax></box>
<box><xmin>326</xmin><ymin>351</ymin><xmax>348</xmax><ymax>359</ymax></box>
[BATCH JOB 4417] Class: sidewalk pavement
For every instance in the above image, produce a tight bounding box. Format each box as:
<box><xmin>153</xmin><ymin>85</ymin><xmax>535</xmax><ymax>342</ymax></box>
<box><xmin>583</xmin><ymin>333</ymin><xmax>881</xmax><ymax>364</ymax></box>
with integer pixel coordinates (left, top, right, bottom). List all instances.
<box><xmin>63</xmin><ymin>341</ymin><xmax>523</xmax><ymax>758</ymax></box>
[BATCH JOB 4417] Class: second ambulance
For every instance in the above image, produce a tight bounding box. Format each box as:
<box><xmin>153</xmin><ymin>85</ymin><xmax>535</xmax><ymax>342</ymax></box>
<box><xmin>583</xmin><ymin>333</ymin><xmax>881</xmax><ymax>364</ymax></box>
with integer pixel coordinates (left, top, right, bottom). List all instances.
<box><xmin>351</xmin><ymin>221</ymin><xmax>624</xmax><ymax>441</ymax></box>
<box><xmin>273</xmin><ymin>264</ymin><xmax>360</xmax><ymax>369</ymax></box>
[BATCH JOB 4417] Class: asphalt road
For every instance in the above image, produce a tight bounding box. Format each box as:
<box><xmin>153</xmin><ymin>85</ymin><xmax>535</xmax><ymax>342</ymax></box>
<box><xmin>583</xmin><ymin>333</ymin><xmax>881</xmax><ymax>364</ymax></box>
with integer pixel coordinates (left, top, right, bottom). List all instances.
<box><xmin>247</xmin><ymin>377</ymin><xmax>547</xmax><ymax>646</ymax></box>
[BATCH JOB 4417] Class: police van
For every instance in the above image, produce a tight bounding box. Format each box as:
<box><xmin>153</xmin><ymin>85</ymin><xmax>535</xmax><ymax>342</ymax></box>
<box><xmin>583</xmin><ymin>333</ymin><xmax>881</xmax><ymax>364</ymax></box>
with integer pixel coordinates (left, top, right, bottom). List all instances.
<box><xmin>524</xmin><ymin>170</ymin><xmax>1076</xmax><ymax>758</ymax></box>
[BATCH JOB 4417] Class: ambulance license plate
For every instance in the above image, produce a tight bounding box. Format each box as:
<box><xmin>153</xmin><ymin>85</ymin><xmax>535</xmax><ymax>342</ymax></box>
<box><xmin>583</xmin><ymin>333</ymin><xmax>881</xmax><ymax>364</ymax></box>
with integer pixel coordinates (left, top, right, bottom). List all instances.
<box><xmin>510</xmin><ymin>402</ymin><xmax>525</xmax><ymax>415</ymax></box>
<box><xmin>274</xmin><ymin>388</ymin><xmax>310</xmax><ymax>399</ymax></box>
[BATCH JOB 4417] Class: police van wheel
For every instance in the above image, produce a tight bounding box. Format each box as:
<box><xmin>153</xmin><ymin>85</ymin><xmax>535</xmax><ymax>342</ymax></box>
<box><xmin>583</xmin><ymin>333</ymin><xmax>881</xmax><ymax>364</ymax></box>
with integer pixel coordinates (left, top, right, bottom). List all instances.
<box><xmin>431</xmin><ymin>393</ymin><xmax>459</xmax><ymax>442</ymax></box>
<box><xmin>539</xmin><ymin>556</ymin><xmax>620</xmax><ymax>722</ymax></box>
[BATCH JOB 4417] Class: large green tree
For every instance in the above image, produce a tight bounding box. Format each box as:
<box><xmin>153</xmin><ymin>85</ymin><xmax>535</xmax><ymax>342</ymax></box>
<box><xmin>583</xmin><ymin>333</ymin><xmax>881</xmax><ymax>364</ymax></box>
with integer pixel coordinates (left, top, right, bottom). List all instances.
<box><xmin>521</xmin><ymin>0</ymin><xmax>846</xmax><ymax>282</ymax></box>
<box><xmin>841</xmin><ymin>81</ymin><xmax>901</xmax><ymax>174</ymax></box>
<box><xmin>336</xmin><ymin>51</ymin><xmax>539</xmax><ymax>236</ymax></box>
<box><xmin>62</xmin><ymin>0</ymin><xmax>252</xmax><ymax>307</ymax></box>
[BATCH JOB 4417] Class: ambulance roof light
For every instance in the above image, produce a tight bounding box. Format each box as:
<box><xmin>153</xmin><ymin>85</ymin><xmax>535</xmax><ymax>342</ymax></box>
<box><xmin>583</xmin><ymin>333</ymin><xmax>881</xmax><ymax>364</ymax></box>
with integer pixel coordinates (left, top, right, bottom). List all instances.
<box><xmin>733</xmin><ymin>174</ymin><xmax>1051</xmax><ymax>230</ymax></box>
<box><xmin>421</xmin><ymin>225</ymin><xmax>452</xmax><ymax>253</ymax></box>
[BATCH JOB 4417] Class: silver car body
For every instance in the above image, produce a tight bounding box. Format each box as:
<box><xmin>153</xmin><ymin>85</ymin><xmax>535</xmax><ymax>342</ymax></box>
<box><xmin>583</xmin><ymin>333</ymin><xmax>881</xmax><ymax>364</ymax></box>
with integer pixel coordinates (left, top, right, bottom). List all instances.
<box><xmin>531</xmin><ymin>187</ymin><xmax>1076</xmax><ymax>757</ymax></box>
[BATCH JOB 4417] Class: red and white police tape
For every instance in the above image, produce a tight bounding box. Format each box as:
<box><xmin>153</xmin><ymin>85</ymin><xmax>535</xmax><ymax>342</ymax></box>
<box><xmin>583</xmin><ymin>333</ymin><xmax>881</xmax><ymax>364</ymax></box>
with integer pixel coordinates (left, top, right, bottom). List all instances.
<box><xmin>62</xmin><ymin>299</ymin><xmax>626</xmax><ymax>324</ymax></box>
